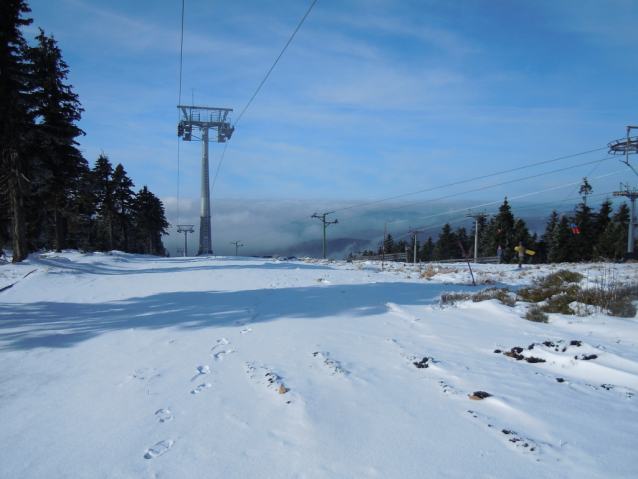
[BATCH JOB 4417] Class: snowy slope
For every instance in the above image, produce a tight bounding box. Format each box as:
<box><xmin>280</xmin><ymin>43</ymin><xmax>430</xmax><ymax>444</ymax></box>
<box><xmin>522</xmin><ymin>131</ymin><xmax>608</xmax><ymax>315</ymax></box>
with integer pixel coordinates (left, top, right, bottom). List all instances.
<box><xmin>1</xmin><ymin>252</ymin><xmax>637</xmax><ymax>478</ymax></box>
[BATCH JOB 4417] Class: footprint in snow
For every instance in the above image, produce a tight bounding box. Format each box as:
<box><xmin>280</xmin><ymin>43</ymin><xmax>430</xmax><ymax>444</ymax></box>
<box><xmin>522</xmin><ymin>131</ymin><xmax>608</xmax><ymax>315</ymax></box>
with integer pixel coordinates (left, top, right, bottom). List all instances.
<box><xmin>144</xmin><ymin>439</ymin><xmax>173</xmax><ymax>459</ymax></box>
<box><xmin>240</xmin><ymin>327</ymin><xmax>252</xmax><ymax>334</ymax></box>
<box><xmin>211</xmin><ymin>338</ymin><xmax>229</xmax><ymax>351</ymax></box>
<box><xmin>191</xmin><ymin>383</ymin><xmax>211</xmax><ymax>394</ymax></box>
<box><xmin>190</xmin><ymin>365</ymin><xmax>210</xmax><ymax>381</ymax></box>
<box><xmin>155</xmin><ymin>408</ymin><xmax>173</xmax><ymax>423</ymax></box>
<box><xmin>213</xmin><ymin>349</ymin><xmax>235</xmax><ymax>361</ymax></box>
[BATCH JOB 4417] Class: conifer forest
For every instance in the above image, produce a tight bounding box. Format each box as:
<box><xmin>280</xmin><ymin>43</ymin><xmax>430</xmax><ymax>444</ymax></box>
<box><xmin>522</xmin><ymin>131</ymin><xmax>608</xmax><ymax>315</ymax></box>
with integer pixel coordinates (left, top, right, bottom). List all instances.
<box><xmin>1</xmin><ymin>0</ymin><xmax>169</xmax><ymax>262</ymax></box>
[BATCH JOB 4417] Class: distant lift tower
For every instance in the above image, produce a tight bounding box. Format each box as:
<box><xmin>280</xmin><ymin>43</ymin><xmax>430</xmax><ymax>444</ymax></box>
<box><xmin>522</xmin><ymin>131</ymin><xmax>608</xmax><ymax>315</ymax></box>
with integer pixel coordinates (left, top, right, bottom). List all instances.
<box><xmin>609</xmin><ymin>126</ymin><xmax>638</xmax><ymax>253</ymax></box>
<box><xmin>177</xmin><ymin>105</ymin><xmax>235</xmax><ymax>256</ymax></box>
<box><xmin>177</xmin><ymin>225</ymin><xmax>194</xmax><ymax>257</ymax></box>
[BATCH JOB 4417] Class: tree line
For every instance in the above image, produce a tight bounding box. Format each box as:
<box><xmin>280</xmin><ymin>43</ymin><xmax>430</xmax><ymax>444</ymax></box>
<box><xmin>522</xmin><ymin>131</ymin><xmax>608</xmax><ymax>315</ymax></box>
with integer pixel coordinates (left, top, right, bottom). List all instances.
<box><xmin>1</xmin><ymin>1</ymin><xmax>169</xmax><ymax>262</ymax></box>
<box><xmin>367</xmin><ymin>192</ymin><xmax>633</xmax><ymax>264</ymax></box>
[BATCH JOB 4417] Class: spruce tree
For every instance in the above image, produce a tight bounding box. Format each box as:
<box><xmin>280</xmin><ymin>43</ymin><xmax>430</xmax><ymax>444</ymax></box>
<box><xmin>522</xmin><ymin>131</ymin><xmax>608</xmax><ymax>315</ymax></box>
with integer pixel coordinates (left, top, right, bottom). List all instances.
<box><xmin>30</xmin><ymin>29</ymin><xmax>86</xmax><ymax>252</ymax></box>
<box><xmin>132</xmin><ymin>186</ymin><xmax>169</xmax><ymax>256</ymax></box>
<box><xmin>0</xmin><ymin>0</ymin><xmax>37</xmax><ymax>261</ymax></box>
<box><xmin>489</xmin><ymin>198</ymin><xmax>516</xmax><ymax>263</ymax></box>
<box><xmin>548</xmin><ymin>214</ymin><xmax>576</xmax><ymax>263</ymax></box>
<box><xmin>572</xmin><ymin>202</ymin><xmax>595</xmax><ymax>261</ymax></box>
<box><xmin>592</xmin><ymin>198</ymin><xmax>613</xmax><ymax>260</ymax></box>
<box><xmin>92</xmin><ymin>154</ymin><xmax>116</xmax><ymax>251</ymax></box>
<box><xmin>432</xmin><ymin>223</ymin><xmax>457</xmax><ymax>260</ymax></box>
<box><xmin>538</xmin><ymin>210</ymin><xmax>559</xmax><ymax>263</ymax></box>
<box><xmin>112</xmin><ymin>164</ymin><xmax>135</xmax><ymax>252</ymax></box>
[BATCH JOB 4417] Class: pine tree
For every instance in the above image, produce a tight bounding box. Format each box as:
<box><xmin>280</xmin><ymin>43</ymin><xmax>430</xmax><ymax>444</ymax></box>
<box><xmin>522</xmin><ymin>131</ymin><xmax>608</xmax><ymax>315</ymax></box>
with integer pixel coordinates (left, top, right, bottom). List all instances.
<box><xmin>592</xmin><ymin>198</ymin><xmax>613</xmax><ymax>260</ymax></box>
<box><xmin>489</xmin><ymin>198</ymin><xmax>516</xmax><ymax>263</ymax></box>
<box><xmin>92</xmin><ymin>154</ymin><xmax>116</xmax><ymax>251</ymax></box>
<box><xmin>29</xmin><ymin>29</ymin><xmax>86</xmax><ymax>252</ymax></box>
<box><xmin>132</xmin><ymin>186</ymin><xmax>169</xmax><ymax>256</ymax></box>
<box><xmin>548</xmin><ymin>214</ymin><xmax>576</xmax><ymax>263</ymax></box>
<box><xmin>599</xmin><ymin>202</ymin><xmax>631</xmax><ymax>259</ymax></box>
<box><xmin>538</xmin><ymin>210</ymin><xmax>559</xmax><ymax>263</ymax></box>
<box><xmin>432</xmin><ymin>223</ymin><xmax>457</xmax><ymax>260</ymax></box>
<box><xmin>456</xmin><ymin>227</ymin><xmax>470</xmax><ymax>257</ymax></box>
<box><xmin>419</xmin><ymin>236</ymin><xmax>434</xmax><ymax>262</ymax></box>
<box><xmin>0</xmin><ymin>0</ymin><xmax>37</xmax><ymax>262</ymax></box>
<box><xmin>112</xmin><ymin>164</ymin><xmax>135</xmax><ymax>252</ymax></box>
<box><xmin>572</xmin><ymin>202</ymin><xmax>595</xmax><ymax>261</ymax></box>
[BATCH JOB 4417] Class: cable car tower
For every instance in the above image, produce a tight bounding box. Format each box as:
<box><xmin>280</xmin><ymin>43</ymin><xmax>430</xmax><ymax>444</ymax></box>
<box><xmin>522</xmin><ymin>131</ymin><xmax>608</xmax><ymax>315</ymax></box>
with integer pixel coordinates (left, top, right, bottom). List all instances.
<box><xmin>177</xmin><ymin>105</ymin><xmax>234</xmax><ymax>255</ymax></box>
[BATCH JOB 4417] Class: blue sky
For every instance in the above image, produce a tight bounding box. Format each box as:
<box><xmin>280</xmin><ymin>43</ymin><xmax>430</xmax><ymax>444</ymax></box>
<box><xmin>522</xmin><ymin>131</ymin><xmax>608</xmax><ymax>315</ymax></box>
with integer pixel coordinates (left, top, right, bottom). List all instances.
<box><xmin>23</xmin><ymin>0</ymin><xmax>638</xmax><ymax>256</ymax></box>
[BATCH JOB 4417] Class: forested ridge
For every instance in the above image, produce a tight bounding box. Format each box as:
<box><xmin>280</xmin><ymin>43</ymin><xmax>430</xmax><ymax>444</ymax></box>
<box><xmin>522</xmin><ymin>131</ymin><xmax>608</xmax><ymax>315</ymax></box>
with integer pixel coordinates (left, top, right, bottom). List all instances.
<box><xmin>1</xmin><ymin>0</ymin><xmax>169</xmax><ymax>262</ymax></box>
<box><xmin>363</xmin><ymin>196</ymin><xmax>633</xmax><ymax>264</ymax></box>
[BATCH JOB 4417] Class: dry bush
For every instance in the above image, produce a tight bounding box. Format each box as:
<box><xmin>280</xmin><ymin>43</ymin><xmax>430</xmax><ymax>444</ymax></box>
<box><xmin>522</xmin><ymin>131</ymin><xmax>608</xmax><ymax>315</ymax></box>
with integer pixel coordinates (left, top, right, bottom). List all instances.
<box><xmin>440</xmin><ymin>291</ymin><xmax>473</xmax><ymax>305</ymax></box>
<box><xmin>353</xmin><ymin>263</ymin><xmax>364</xmax><ymax>271</ymax></box>
<box><xmin>438</xmin><ymin>268</ymin><xmax>458</xmax><ymax>274</ymax></box>
<box><xmin>420</xmin><ymin>265</ymin><xmax>436</xmax><ymax>279</ymax></box>
<box><xmin>524</xmin><ymin>304</ymin><xmax>549</xmax><ymax>323</ymax></box>
<box><xmin>472</xmin><ymin>286</ymin><xmax>516</xmax><ymax>307</ymax></box>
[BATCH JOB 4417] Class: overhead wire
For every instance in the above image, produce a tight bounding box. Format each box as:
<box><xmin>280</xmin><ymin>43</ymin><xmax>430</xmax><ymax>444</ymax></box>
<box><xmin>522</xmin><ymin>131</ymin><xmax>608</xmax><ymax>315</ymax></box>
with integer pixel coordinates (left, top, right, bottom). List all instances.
<box><xmin>233</xmin><ymin>0</ymin><xmax>318</xmax><ymax>128</ymax></box>
<box><xmin>238</xmin><ymin>148</ymin><xmax>615</xmax><ymax>244</ymax></box>
<box><xmin>242</xmin><ymin>167</ymin><xmax>629</xmax><ymax>250</ymax></box>
<box><xmin>209</xmin><ymin>0</ymin><xmax>318</xmax><ymax>198</ymax></box>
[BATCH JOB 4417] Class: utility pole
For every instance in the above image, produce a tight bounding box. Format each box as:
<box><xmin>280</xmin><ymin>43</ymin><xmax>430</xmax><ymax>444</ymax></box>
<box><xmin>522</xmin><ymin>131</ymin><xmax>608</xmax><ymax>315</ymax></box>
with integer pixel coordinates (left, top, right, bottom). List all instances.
<box><xmin>231</xmin><ymin>241</ymin><xmax>243</xmax><ymax>256</ymax></box>
<box><xmin>466</xmin><ymin>210</ymin><xmax>490</xmax><ymax>263</ymax></box>
<box><xmin>613</xmin><ymin>183</ymin><xmax>638</xmax><ymax>253</ymax></box>
<box><xmin>382</xmin><ymin>223</ymin><xmax>387</xmax><ymax>271</ymax></box>
<box><xmin>408</xmin><ymin>227</ymin><xmax>425</xmax><ymax>264</ymax></box>
<box><xmin>177</xmin><ymin>225</ymin><xmax>195</xmax><ymax>257</ymax></box>
<box><xmin>311</xmin><ymin>212</ymin><xmax>338</xmax><ymax>259</ymax></box>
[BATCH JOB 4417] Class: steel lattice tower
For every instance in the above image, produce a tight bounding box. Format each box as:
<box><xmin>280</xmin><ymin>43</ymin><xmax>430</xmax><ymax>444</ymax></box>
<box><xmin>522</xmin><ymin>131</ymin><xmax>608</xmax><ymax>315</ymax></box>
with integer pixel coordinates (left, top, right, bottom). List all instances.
<box><xmin>177</xmin><ymin>105</ymin><xmax>234</xmax><ymax>255</ymax></box>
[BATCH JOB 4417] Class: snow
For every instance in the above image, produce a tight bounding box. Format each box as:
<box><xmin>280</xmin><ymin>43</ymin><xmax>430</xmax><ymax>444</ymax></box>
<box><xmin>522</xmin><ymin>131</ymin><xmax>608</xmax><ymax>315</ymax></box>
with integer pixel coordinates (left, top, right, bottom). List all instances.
<box><xmin>1</xmin><ymin>252</ymin><xmax>637</xmax><ymax>478</ymax></box>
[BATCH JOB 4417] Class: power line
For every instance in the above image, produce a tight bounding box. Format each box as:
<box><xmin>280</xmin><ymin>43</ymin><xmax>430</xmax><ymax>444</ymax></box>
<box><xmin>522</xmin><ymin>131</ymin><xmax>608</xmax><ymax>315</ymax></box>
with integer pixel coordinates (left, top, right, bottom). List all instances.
<box><xmin>333</xmin><ymin>147</ymin><xmax>608</xmax><ymax>214</ymax></box>
<box><xmin>233</xmin><ymin>0</ymin><xmax>318</xmax><ymax>127</ymax></box>
<box><xmin>209</xmin><ymin>0</ymin><xmax>317</xmax><ymax>198</ymax></box>
<box><xmin>241</xmin><ymin>168</ymin><xmax>629</xmax><ymax>251</ymax></box>
<box><xmin>334</xmin><ymin>157</ymin><xmax>620</xmax><ymax>226</ymax></box>
<box><xmin>238</xmin><ymin>148</ymin><xmax>614</xmax><ymax>244</ymax></box>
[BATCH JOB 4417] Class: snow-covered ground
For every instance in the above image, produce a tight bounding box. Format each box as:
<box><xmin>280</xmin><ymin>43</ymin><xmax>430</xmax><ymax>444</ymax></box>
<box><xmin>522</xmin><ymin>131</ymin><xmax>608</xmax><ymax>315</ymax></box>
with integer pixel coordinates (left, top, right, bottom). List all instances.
<box><xmin>1</xmin><ymin>252</ymin><xmax>637</xmax><ymax>478</ymax></box>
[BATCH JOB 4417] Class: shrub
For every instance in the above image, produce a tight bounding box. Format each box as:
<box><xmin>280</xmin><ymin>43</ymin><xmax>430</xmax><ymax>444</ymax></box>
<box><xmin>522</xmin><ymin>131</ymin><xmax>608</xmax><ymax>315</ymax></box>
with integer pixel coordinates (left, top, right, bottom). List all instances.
<box><xmin>525</xmin><ymin>304</ymin><xmax>549</xmax><ymax>323</ymax></box>
<box><xmin>440</xmin><ymin>291</ymin><xmax>473</xmax><ymax>305</ymax></box>
<box><xmin>472</xmin><ymin>286</ymin><xmax>516</xmax><ymax>307</ymax></box>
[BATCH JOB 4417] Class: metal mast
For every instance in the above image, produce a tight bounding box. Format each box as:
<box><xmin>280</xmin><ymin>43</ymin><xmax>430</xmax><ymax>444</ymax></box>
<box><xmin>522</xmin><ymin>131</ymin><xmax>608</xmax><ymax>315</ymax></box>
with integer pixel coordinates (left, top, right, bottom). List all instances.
<box><xmin>407</xmin><ymin>227</ymin><xmax>425</xmax><ymax>263</ymax></box>
<box><xmin>311</xmin><ymin>212</ymin><xmax>338</xmax><ymax>259</ymax></box>
<box><xmin>177</xmin><ymin>105</ymin><xmax>234</xmax><ymax>256</ymax></box>
<box><xmin>608</xmin><ymin>127</ymin><xmax>638</xmax><ymax>254</ymax></box>
<box><xmin>613</xmin><ymin>184</ymin><xmax>638</xmax><ymax>253</ymax></box>
<box><xmin>466</xmin><ymin>210</ymin><xmax>490</xmax><ymax>262</ymax></box>
<box><xmin>177</xmin><ymin>225</ymin><xmax>195</xmax><ymax>257</ymax></box>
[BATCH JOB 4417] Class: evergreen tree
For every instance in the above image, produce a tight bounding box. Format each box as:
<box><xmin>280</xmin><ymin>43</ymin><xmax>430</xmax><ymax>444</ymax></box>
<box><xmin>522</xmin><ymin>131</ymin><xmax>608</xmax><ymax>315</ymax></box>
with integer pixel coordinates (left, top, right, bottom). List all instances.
<box><xmin>592</xmin><ymin>198</ymin><xmax>613</xmax><ymax>260</ymax></box>
<box><xmin>419</xmin><ymin>236</ymin><xmax>434</xmax><ymax>262</ymax></box>
<box><xmin>538</xmin><ymin>210</ymin><xmax>559</xmax><ymax>263</ymax></box>
<box><xmin>132</xmin><ymin>186</ymin><xmax>169</xmax><ymax>256</ymax></box>
<box><xmin>572</xmin><ymin>202</ymin><xmax>595</xmax><ymax>261</ymax></box>
<box><xmin>488</xmin><ymin>198</ymin><xmax>516</xmax><ymax>263</ymax></box>
<box><xmin>92</xmin><ymin>154</ymin><xmax>116</xmax><ymax>251</ymax></box>
<box><xmin>112</xmin><ymin>164</ymin><xmax>135</xmax><ymax>252</ymax></box>
<box><xmin>548</xmin><ymin>214</ymin><xmax>576</xmax><ymax>263</ymax></box>
<box><xmin>29</xmin><ymin>29</ymin><xmax>86</xmax><ymax>252</ymax></box>
<box><xmin>598</xmin><ymin>202</ymin><xmax>631</xmax><ymax>260</ymax></box>
<box><xmin>432</xmin><ymin>223</ymin><xmax>457</xmax><ymax>260</ymax></box>
<box><xmin>456</xmin><ymin>226</ymin><xmax>470</xmax><ymax>257</ymax></box>
<box><xmin>0</xmin><ymin>0</ymin><xmax>37</xmax><ymax>262</ymax></box>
